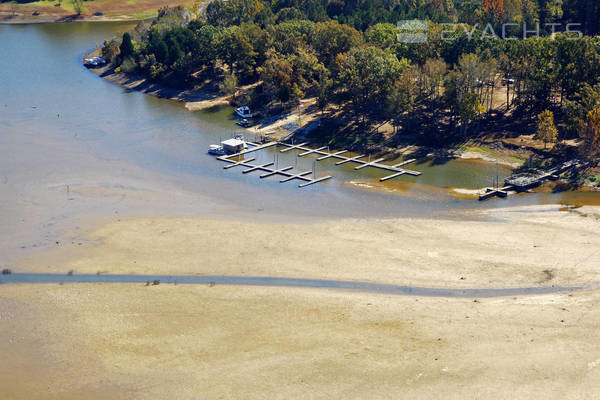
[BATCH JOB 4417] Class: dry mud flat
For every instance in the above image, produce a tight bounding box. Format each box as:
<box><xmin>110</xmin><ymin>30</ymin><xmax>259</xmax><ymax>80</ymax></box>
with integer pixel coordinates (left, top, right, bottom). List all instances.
<box><xmin>2</xmin><ymin>206</ymin><xmax>600</xmax><ymax>399</ymax></box>
<box><xmin>1</xmin><ymin>284</ymin><xmax>600</xmax><ymax>400</ymax></box>
<box><xmin>25</xmin><ymin>206</ymin><xmax>600</xmax><ymax>290</ymax></box>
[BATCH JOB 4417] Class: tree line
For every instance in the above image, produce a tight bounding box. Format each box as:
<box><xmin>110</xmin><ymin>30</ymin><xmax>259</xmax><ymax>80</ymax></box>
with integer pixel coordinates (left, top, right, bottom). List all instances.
<box><xmin>102</xmin><ymin>1</ymin><xmax>600</xmax><ymax>158</ymax></box>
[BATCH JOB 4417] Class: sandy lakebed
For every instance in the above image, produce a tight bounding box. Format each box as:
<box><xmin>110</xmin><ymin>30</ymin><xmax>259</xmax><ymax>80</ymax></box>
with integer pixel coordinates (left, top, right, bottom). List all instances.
<box><xmin>2</xmin><ymin>205</ymin><xmax>600</xmax><ymax>399</ymax></box>
<box><xmin>5</xmin><ymin>22</ymin><xmax>600</xmax><ymax>400</ymax></box>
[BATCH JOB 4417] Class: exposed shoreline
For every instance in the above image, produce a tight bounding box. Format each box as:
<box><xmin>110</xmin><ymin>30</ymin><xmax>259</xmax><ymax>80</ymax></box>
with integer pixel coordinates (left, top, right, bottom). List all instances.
<box><xmin>3</xmin><ymin>206</ymin><xmax>600</xmax><ymax>399</ymax></box>
<box><xmin>0</xmin><ymin>0</ymin><xmax>194</xmax><ymax>25</ymax></box>
<box><xmin>85</xmin><ymin>54</ymin><xmax>526</xmax><ymax>169</ymax></box>
<box><xmin>17</xmin><ymin>205</ymin><xmax>600</xmax><ymax>290</ymax></box>
<box><xmin>0</xmin><ymin>13</ymin><xmax>143</xmax><ymax>24</ymax></box>
<box><xmin>81</xmin><ymin>52</ymin><xmax>600</xmax><ymax>205</ymax></box>
<box><xmin>86</xmin><ymin>51</ymin><xmax>329</xmax><ymax>144</ymax></box>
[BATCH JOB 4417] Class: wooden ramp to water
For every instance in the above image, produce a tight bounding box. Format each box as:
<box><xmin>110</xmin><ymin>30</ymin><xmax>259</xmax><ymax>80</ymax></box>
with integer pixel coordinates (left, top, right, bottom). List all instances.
<box><xmin>278</xmin><ymin>143</ymin><xmax>421</xmax><ymax>181</ymax></box>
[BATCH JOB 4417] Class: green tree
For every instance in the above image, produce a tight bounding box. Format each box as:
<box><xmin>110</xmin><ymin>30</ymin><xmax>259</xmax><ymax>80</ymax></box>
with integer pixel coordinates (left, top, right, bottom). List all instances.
<box><xmin>206</xmin><ymin>0</ymin><xmax>264</xmax><ymax>26</ymax></box>
<box><xmin>316</xmin><ymin>71</ymin><xmax>333</xmax><ymax>116</ymax></box>
<box><xmin>154</xmin><ymin>40</ymin><xmax>170</xmax><ymax>65</ymax></box>
<box><xmin>385</xmin><ymin>68</ymin><xmax>416</xmax><ymax>133</ymax></box>
<box><xmin>337</xmin><ymin>46</ymin><xmax>408</xmax><ymax>122</ymax></box>
<box><xmin>218</xmin><ymin>26</ymin><xmax>256</xmax><ymax>77</ymax></box>
<box><xmin>289</xmin><ymin>83</ymin><xmax>304</xmax><ymax>102</ymax></box>
<box><xmin>120</xmin><ymin>32</ymin><xmax>134</xmax><ymax>58</ymax></box>
<box><xmin>419</xmin><ymin>58</ymin><xmax>447</xmax><ymax>103</ymax></box>
<box><xmin>364</xmin><ymin>23</ymin><xmax>398</xmax><ymax>49</ymax></box>
<box><xmin>536</xmin><ymin>110</ymin><xmax>558</xmax><ymax>149</ymax></box>
<box><xmin>258</xmin><ymin>53</ymin><xmax>293</xmax><ymax>101</ymax></box>
<box><xmin>578</xmin><ymin>109</ymin><xmax>600</xmax><ymax>158</ymax></box>
<box><xmin>445</xmin><ymin>53</ymin><xmax>489</xmax><ymax>135</ymax></box>
<box><xmin>271</xmin><ymin>19</ymin><xmax>315</xmax><ymax>54</ymax></box>
<box><xmin>288</xmin><ymin>48</ymin><xmax>327</xmax><ymax>90</ymax></box>
<box><xmin>219</xmin><ymin>72</ymin><xmax>238</xmax><ymax>95</ymax></box>
<box><xmin>310</xmin><ymin>21</ymin><xmax>362</xmax><ymax>69</ymax></box>
<box><xmin>457</xmin><ymin>92</ymin><xmax>483</xmax><ymax>136</ymax></box>
<box><xmin>275</xmin><ymin>7</ymin><xmax>306</xmax><ymax>22</ymax></box>
<box><xmin>278</xmin><ymin>83</ymin><xmax>291</xmax><ymax>103</ymax></box>
<box><xmin>564</xmin><ymin>83</ymin><xmax>600</xmax><ymax>135</ymax></box>
<box><xmin>239</xmin><ymin>23</ymin><xmax>273</xmax><ymax>74</ymax></box>
<box><xmin>193</xmin><ymin>24</ymin><xmax>222</xmax><ymax>71</ymax></box>
<box><xmin>71</xmin><ymin>0</ymin><xmax>83</xmax><ymax>15</ymax></box>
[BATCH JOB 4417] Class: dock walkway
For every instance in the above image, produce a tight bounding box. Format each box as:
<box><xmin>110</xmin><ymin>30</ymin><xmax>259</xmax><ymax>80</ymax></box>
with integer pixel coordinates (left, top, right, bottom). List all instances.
<box><xmin>215</xmin><ymin>141</ymin><xmax>422</xmax><ymax>188</ymax></box>
<box><xmin>277</xmin><ymin>142</ymin><xmax>421</xmax><ymax>182</ymax></box>
<box><xmin>217</xmin><ymin>142</ymin><xmax>332</xmax><ymax>187</ymax></box>
<box><xmin>479</xmin><ymin>159</ymin><xmax>584</xmax><ymax>201</ymax></box>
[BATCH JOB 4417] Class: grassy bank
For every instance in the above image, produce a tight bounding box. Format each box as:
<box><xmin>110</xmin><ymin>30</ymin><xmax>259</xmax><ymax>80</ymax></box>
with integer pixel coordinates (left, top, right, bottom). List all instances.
<box><xmin>0</xmin><ymin>0</ymin><xmax>195</xmax><ymax>23</ymax></box>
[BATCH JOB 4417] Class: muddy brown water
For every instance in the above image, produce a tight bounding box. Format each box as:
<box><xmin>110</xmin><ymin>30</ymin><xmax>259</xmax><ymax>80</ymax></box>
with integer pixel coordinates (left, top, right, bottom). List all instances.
<box><xmin>0</xmin><ymin>22</ymin><xmax>598</xmax><ymax>265</ymax></box>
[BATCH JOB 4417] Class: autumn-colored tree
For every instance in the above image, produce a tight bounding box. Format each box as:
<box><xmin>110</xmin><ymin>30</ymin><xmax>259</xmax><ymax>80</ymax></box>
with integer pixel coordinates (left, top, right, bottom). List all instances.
<box><xmin>536</xmin><ymin>110</ymin><xmax>558</xmax><ymax>149</ymax></box>
<box><xmin>258</xmin><ymin>53</ymin><xmax>293</xmax><ymax>102</ymax></box>
<box><xmin>578</xmin><ymin>109</ymin><xmax>600</xmax><ymax>158</ymax></box>
<box><xmin>483</xmin><ymin>0</ymin><xmax>505</xmax><ymax>22</ymax></box>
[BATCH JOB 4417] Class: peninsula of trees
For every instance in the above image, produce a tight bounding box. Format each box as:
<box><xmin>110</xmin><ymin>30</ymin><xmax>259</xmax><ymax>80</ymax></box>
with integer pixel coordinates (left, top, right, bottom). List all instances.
<box><xmin>101</xmin><ymin>0</ymin><xmax>600</xmax><ymax>161</ymax></box>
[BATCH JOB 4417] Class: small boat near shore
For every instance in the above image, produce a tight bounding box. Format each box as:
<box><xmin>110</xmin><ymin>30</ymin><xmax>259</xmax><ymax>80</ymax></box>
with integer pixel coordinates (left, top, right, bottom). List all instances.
<box><xmin>208</xmin><ymin>144</ymin><xmax>226</xmax><ymax>156</ymax></box>
<box><xmin>236</xmin><ymin>118</ymin><xmax>254</xmax><ymax>128</ymax></box>
<box><xmin>83</xmin><ymin>56</ymin><xmax>107</xmax><ymax>68</ymax></box>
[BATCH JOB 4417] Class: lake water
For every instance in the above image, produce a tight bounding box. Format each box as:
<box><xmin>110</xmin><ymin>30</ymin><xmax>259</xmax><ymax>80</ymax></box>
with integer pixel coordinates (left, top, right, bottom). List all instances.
<box><xmin>1</xmin><ymin>22</ymin><xmax>599</xmax><ymax>264</ymax></box>
<box><xmin>0</xmin><ymin>273</ymin><xmax>582</xmax><ymax>298</ymax></box>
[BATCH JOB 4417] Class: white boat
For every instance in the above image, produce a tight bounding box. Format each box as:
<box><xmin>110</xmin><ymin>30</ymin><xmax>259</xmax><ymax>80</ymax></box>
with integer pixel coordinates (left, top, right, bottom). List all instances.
<box><xmin>83</xmin><ymin>57</ymin><xmax>107</xmax><ymax>68</ymax></box>
<box><xmin>235</xmin><ymin>106</ymin><xmax>253</xmax><ymax>119</ymax></box>
<box><xmin>208</xmin><ymin>144</ymin><xmax>226</xmax><ymax>156</ymax></box>
<box><xmin>84</xmin><ymin>58</ymin><xmax>99</xmax><ymax>67</ymax></box>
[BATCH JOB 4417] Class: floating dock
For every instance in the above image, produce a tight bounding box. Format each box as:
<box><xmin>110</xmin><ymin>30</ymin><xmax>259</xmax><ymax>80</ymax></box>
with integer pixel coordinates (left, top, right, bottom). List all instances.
<box><xmin>217</xmin><ymin>142</ymin><xmax>332</xmax><ymax>188</ymax></box>
<box><xmin>215</xmin><ymin>141</ymin><xmax>421</xmax><ymax>189</ymax></box>
<box><xmin>478</xmin><ymin>187</ymin><xmax>511</xmax><ymax>201</ymax></box>
<box><xmin>478</xmin><ymin>159</ymin><xmax>584</xmax><ymax>201</ymax></box>
<box><xmin>278</xmin><ymin>142</ymin><xmax>421</xmax><ymax>182</ymax></box>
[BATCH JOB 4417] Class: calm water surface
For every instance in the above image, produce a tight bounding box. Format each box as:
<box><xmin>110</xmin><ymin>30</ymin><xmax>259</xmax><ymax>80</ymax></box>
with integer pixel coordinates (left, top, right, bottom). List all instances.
<box><xmin>1</xmin><ymin>22</ymin><xmax>598</xmax><ymax>263</ymax></box>
<box><xmin>0</xmin><ymin>273</ymin><xmax>583</xmax><ymax>298</ymax></box>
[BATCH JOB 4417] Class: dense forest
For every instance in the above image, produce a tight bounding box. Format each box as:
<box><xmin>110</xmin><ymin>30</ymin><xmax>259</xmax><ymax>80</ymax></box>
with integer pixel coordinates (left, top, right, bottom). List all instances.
<box><xmin>102</xmin><ymin>0</ymin><xmax>600</xmax><ymax>157</ymax></box>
